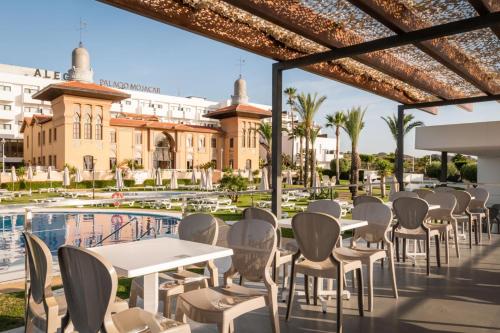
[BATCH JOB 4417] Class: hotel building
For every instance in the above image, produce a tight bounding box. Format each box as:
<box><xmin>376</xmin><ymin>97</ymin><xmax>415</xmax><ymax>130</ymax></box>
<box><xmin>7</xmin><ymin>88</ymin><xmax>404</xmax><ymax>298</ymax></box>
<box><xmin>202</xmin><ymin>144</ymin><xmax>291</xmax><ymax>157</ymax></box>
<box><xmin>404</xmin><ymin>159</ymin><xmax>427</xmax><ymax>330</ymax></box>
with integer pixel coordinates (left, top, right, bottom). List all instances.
<box><xmin>20</xmin><ymin>44</ymin><xmax>270</xmax><ymax>172</ymax></box>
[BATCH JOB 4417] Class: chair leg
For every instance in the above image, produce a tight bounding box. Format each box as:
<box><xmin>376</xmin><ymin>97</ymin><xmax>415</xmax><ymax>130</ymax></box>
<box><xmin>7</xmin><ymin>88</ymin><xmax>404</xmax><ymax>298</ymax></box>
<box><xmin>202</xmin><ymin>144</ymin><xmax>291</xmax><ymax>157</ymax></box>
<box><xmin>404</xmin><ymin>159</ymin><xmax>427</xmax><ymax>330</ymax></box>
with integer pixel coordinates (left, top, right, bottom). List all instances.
<box><xmin>486</xmin><ymin>211</ymin><xmax>491</xmax><ymax>241</ymax></box>
<box><xmin>452</xmin><ymin>221</ymin><xmax>460</xmax><ymax>259</ymax></box>
<box><xmin>286</xmin><ymin>261</ymin><xmax>297</xmax><ymax>321</ymax></box>
<box><xmin>380</xmin><ymin>242</ymin><xmax>385</xmax><ymax>268</ymax></box>
<box><xmin>162</xmin><ymin>294</ymin><xmax>172</xmax><ymax>318</ymax></box>
<box><xmin>268</xmin><ymin>285</ymin><xmax>280</xmax><ymax>333</ymax></box>
<box><xmin>129</xmin><ymin>281</ymin><xmax>138</xmax><ymax>308</ymax></box>
<box><xmin>402</xmin><ymin>239</ymin><xmax>407</xmax><ymax>262</ymax></box>
<box><xmin>239</xmin><ymin>276</ymin><xmax>244</xmax><ymax>286</ymax></box>
<box><xmin>337</xmin><ymin>265</ymin><xmax>344</xmax><ymax>333</ymax></box>
<box><xmin>367</xmin><ymin>263</ymin><xmax>373</xmax><ymax>312</ymax></box>
<box><xmin>468</xmin><ymin>217</ymin><xmax>473</xmax><ymax>249</ymax></box>
<box><xmin>313</xmin><ymin>277</ymin><xmax>319</xmax><ymax>306</ymax></box>
<box><xmin>388</xmin><ymin>245</ymin><xmax>398</xmax><ymax>299</ymax></box>
<box><xmin>444</xmin><ymin>231</ymin><xmax>449</xmax><ymax>265</ymax></box>
<box><xmin>356</xmin><ymin>268</ymin><xmax>364</xmax><ymax>316</ymax></box>
<box><xmin>304</xmin><ymin>275</ymin><xmax>310</xmax><ymax>305</ymax></box>
<box><xmin>426</xmin><ymin>238</ymin><xmax>431</xmax><ymax>276</ymax></box>
<box><xmin>434</xmin><ymin>235</ymin><xmax>441</xmax><ymax>267</ymax></box>
<box><xmin>395</xmin><ymin>237</ymin><xmax>400</xmax><ymax>262</ymax></box>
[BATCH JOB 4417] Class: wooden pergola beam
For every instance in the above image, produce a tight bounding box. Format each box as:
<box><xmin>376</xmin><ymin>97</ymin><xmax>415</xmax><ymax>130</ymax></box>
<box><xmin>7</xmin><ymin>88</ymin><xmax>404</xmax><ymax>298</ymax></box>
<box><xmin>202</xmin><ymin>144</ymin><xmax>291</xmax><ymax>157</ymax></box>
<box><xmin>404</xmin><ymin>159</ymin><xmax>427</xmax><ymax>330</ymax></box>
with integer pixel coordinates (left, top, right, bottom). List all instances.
<box><xmin>222</xmin><ymin>0</ymin><xmax>468</xmax><ymax>101</ymax></box>
<box><xmin>468</xmin><ymin>0</ymin><xmax>500</xmax><ymax>38</ymax></box>
<box><xmin>346</xmin><ymin>0</ymin><xmax>500</xmax><ymax>95</ymax></box>
<box><xmin>98</xmin><ymin>0</ymin><xmax>425</xmax><ymax>105</ymax></box>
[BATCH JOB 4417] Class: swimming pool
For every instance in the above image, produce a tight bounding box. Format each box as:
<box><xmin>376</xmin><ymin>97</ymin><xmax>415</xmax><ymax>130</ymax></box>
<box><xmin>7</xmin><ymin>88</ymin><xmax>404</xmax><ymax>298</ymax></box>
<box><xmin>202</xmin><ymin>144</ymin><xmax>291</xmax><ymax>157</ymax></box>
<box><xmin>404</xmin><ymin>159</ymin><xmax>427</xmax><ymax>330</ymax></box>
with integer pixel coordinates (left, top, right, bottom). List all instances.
<box><xmin>0</xmin><ymin>210</ymin><xmax>181</xmax><ymax>282</ymax></box>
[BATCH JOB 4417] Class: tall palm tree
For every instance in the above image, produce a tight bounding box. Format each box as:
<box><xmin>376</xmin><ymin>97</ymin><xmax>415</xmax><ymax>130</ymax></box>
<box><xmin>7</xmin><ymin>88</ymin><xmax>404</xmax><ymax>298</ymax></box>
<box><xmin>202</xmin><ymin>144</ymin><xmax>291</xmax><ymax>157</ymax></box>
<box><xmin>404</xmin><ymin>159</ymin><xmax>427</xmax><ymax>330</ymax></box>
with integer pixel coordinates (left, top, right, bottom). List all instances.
<box><xmin>258</xmin><ymin>122</ymin><xmax>272</xmax><ymax>184</ymax></box>
<box><xmin>309</xmin><ymin>127</ymin><xmax>321</xmax><ymax>187</ymax></box>
<box><xmin>325</xmin><ymin>111</ymin><xmax>345</xmax><ymax>184</ymax></box>
<box><xmin>295</xmin><ymin>93</ymin><xmax>327</xmax><ymax>187</ymax></box>
<box><xmin>284</xmin><ymin>87</ymin><xmax>297</xmax><ymax>165</ymax></box>
<box><xmin>381</xmin><ymin>113</ymin><xmax>424</xmax><ymax>177</ymax></box>
<box><xmin>342</xmin><ymin>107</ymin><xmax>366</xmax><ymax>198</ymax></box>
<box><xmin>290</xmin><ymin>123</ymin><xmax>306</xmax><ymax>184</ymax></box>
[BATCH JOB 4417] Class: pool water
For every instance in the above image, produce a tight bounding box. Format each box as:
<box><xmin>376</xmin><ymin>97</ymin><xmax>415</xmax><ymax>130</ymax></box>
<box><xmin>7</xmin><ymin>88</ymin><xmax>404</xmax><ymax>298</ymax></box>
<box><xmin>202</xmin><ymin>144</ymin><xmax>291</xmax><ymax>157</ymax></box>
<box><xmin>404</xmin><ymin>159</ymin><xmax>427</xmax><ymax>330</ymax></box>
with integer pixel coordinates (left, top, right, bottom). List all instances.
<box><xmin>0</xmin><ymin>211</ymin><xmax>180</xmax><ymax>282</ymax></box>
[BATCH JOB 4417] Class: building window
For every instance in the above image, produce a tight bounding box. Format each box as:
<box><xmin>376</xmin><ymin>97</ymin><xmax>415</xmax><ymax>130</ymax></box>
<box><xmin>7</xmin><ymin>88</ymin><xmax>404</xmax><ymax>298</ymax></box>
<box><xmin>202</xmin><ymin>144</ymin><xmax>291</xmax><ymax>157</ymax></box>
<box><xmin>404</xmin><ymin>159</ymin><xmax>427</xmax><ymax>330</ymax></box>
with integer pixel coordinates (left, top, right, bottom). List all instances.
<box><xmin>229</xmin><ymin>138</ymin><xmax>234</xmax><ymax>148</ymax></box>
<box><xmin>53</xmin><ymin>155</ymin><xmax>56</xmax><ymax>168</ymax></box>
<box><xmin>242</xmin><ymin>128</ymin><xmax>246</xmax><ymax>148</ymax></box>
<box><xmin>42</xmin><ymin>131</ymin><xmax>45</xmax><ymax>145</ymax></box>
<box><xmin>53</xmin><ymin>128</ymin><xmax>56</xmax><ymax>141</ymax></box>
<box><xmin>109</xmin><ymin>157</ymin><xmax>117</xmax><ymax>169</ymax></box>
<box><xmin>48</xmin><ymin>155</ymin><xmax>52</xmax><ymax>166</ymax></box>
<box><xmin>84</xmin><ymin>113</ymin><xmax>92</xmax><ymax>139</ymax></box>
<box><xmin>248</xmin><ymin>126</ymin><xmax>252</xmax><ymax>148</ymax></box>
<box><xmin>24</xmin><ymin>87</ymin><xmax>38</xmax><ymax>94</ymax></box>
<box><xmin>135</xmin><ymin>158</ymin><xmax>143</xmax><ymax>167</ymax></box>
<box><xmin>186</xmin><ymin>135</ymin><xmax>193</xmax><ymax>148</ymax></box>
<box><xmin>211</xmin><ymin>137</ymin><xmax>217</xmax><ymax>148</ymax></box>
<box><xmin>211</xmin><ymin>159</ymin><xmax>217</xmax><ymax>167</ymax></box>
<box><xmin>95</xmin><ymin>115</ymin><xmax>103</xmax><ymax>140</ymax></box>
<box><xmin>0</xmin><ymin>85</ymin><xmax>11</xmax><ymax>92</ymax></box>
<box><xmin>135</xmin><ymin>132</ymin><xmax>142</xmax><ymax>145</ymax></box>
<box><xmin>38</xmin><ymin>132</ymin><xmax>40</xmax><ymax>146</ymax></box>
<box><xmin>83</xmin><ymin>155</ymin><xmax>94</xmax><ymax>170</ymax></box>
<box><xmin>198</xmin><ymin>136</ymin><xmax>205</xmax><ymax>150</ymax></box>
<box><xmin>1</xmin><ymin>105</ymin><xmax>11</xmax><ymax>111</ymax></box>
<box><xmin>246</xmin><ymin>159</ymin><xmax>252</xmax><ymax>170</ymax></box>
<box><xmin>26</xmin><ymin>136</ymin><xmax>29</xmax><ymax>149</ymax></box>
<box><xmin>229</xmin><ymin>159</ymin><xmax>234</xmax><ymax>169</ymax></box>
<box><xmin>252</xmin><ymin>126</ymin><xmax>257</xmax><ymax>148</ymax></box>
<box><xmin>73</xmin><ymin>104</ymin><xmax>81</xmax><ymax>139</ymax></box>
<box><xmin>187</xmin><ymin>160</ymin><xmax>193</xmax><ymax>170</ymax></box>
<box><xmin>49</xmin><ymin>129</ymin><xmax>52</xmax><ymax>143</ymax></box>
<box><xmin>1</xmin><ymin>124</ymin><xmax>12</xmax><ymax>130</ymax></box>
<box><xmin>110</xmin><ymin>130</ymin><xmax>116</xmax><ymax>143</ymax></box>
<box><xmin>42</xmin><ymin>156</ymin><xmax>45</xmax><ymax>166</ymax></box>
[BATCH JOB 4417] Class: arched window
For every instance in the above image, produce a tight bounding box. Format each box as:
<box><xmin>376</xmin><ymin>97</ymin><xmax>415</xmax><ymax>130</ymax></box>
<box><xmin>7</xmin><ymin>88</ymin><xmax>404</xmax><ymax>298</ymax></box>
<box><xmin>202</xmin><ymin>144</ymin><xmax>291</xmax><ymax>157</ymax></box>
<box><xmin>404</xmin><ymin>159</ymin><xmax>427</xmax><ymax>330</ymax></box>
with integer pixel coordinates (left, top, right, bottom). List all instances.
<box><xmin>95</xmin><ymin>115</ymin><xmax>103</xmax><ymax>140</ymax></box>
<box><xmin>72</xmin><ymin>104</ymin><xmax>81</xmax><ymax>139</ymax></box>
<box><xmin>242</xmin><ymin>129</ymin><xmax>246</xmax><ymax>148</ymax></box>
<box><xmin>84</xmin><ymin>113</ymin><xmax>92</xmax><ymax>139</ymax></box>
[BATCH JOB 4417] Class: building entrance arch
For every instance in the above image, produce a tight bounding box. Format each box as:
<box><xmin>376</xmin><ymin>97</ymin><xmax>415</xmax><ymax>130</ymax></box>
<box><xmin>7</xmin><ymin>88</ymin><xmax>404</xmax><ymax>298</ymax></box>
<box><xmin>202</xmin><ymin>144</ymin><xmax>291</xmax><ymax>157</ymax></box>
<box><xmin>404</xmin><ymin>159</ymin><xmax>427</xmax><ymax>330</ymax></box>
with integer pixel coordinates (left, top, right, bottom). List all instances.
<box><xmin>153</xmin><ymin>132</ymin><xmax>175</xmax><ymax>169</ymax></box>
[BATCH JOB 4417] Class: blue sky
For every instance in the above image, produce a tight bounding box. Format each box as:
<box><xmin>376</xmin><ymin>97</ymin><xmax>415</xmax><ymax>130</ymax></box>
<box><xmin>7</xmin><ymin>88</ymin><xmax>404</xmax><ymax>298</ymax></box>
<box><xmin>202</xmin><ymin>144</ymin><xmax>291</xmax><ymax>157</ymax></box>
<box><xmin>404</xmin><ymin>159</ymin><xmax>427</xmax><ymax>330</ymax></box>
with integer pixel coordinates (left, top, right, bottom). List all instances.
<box><xmin>1</xmin><ymin>0</ymin><xmax>498</xmax><ymax>157</ymax></box>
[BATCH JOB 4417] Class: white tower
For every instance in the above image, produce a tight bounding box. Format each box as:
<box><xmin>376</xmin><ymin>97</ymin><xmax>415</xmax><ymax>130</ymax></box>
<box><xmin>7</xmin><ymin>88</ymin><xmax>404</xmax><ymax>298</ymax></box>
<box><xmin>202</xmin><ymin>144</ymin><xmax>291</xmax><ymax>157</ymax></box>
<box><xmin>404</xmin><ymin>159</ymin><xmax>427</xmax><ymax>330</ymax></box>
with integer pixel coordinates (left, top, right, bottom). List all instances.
<box><xmin>231</xmin><ymin>75</ymin><xmax>249</xmax><ymax>105</ymax></box>
<box><xmin>68</xmin><ymin>42</ymin><xmax>94</xmax><ymax>83</ymax></box>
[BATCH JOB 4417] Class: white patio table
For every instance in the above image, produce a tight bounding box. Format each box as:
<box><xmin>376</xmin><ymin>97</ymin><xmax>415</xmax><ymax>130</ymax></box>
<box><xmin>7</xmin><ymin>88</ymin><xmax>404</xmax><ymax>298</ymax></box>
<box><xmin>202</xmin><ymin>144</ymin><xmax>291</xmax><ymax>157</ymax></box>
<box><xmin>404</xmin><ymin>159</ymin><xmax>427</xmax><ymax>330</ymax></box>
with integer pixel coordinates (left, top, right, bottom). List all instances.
<box><xmin>278</xmin><ymin>217</ymin><xmax>367</xmax><ymax>231</ymax></box>
<box><xmin>90</xmin><ymin>237</ymin><xmax>233</xmax><ymax>313</ymax></box>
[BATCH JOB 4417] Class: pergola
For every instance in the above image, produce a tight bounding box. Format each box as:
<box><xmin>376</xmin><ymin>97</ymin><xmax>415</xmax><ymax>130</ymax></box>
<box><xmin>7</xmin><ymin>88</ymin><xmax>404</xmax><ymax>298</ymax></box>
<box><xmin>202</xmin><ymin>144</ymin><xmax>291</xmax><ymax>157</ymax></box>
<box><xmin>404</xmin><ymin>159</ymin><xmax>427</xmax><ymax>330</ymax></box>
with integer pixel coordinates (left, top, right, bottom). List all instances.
<box><xmin>98</xmin><ymin>0</ymin><xmax>499</xmax><ymax>217</ymax></box>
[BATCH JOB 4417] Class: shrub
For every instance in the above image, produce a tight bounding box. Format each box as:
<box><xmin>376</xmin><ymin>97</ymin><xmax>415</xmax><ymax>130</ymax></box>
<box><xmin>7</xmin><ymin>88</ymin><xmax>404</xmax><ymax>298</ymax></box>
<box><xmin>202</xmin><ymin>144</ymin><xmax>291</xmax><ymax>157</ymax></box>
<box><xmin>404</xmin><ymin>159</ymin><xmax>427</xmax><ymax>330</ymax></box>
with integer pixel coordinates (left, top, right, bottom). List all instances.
<box><xmin>219</xmin><ymin>174</ymin><xmax>248</xmax><ymax>201</ymax></box>
<box><xmin>425</xmin><ymin>161</ymin><xmax>460</xmax><ymax>181</ymax></box>
<box><xmin>461</xmin><ymin>163</ymin><xmax>477</xmax><ymax>183</ymax></box>
<box><xmin>329</xmin><ymin>158</ymin><xmax>350</xmax><ymax>180</ymax></box>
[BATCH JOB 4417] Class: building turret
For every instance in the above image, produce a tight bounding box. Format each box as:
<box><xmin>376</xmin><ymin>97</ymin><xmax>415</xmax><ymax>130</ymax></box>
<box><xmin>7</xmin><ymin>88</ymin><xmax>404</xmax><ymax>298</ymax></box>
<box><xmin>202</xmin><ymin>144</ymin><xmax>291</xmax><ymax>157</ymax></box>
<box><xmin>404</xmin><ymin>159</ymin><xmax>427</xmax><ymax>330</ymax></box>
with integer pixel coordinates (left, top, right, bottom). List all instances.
<box><xmin>231</xmin><ymin>75</ymin><xmax>249</xmax><ymax>105</ymax></box>
<box><xmin>67</xmin><ymin>42</ymin><xmax>94</xmax><ymax>83</ymax></box>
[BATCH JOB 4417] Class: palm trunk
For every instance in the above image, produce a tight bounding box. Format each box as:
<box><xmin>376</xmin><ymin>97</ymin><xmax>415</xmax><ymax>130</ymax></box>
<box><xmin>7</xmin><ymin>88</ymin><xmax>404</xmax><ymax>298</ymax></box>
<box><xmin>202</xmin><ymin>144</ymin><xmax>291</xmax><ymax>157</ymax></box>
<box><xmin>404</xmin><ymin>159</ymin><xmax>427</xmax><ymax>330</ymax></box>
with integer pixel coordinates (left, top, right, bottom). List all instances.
<box><xmin>290</xmin><ymin>112</ymin><xmax>294</xmax><ymax>166</ymax></box>
<box><xmin>304</xmin><ymin>129</ymin><xmax>310</xmax><ymax>188</ymax></box>
<box><xmin>311</xmin><ymin>148</ymin><xmax>316</xmax><ymax>188</ymax></box>
<box><xmin>299</xmin><ymin>138</ymin><xmax>303</xmax><ymax>184</ymax></box>
<box><xmin>267</xmin><ymin>151</ymin><xmax>272</xmax><ymax>186</ymax></box>
<box><xmin>351</xmin><ymin>143</ymin><xmax>359</xmax><ymax>198</ymax></box>
<box><xmin>335</xmin><ymin>126</ymin><xmax>340</xmax><ymax>185</ymax></box>
<box><xmin>380</xmin><ymin>175</ymin><xmax>386</xmax><ymax>198</ymax></box>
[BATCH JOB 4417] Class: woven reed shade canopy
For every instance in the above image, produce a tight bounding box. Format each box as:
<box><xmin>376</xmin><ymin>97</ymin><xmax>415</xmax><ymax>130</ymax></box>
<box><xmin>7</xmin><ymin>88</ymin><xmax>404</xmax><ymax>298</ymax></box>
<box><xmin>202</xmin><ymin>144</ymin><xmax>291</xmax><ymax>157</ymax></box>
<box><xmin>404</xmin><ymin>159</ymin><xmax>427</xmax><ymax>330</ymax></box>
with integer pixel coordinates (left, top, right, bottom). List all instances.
<box><xmin>99</xmin><ymin>0</ymin><xmax>499</xmax><ymax>113</ymax></box>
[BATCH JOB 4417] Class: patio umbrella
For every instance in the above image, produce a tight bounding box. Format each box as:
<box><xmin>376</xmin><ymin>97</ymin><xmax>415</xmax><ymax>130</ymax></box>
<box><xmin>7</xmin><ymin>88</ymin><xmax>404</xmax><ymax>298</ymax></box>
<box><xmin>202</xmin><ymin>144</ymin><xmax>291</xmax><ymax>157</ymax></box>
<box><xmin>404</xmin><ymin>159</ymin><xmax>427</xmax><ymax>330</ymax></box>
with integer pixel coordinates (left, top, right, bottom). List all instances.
<box><xmin>206</xmin><ymin>168</ymin><xmax>213</xmax><ymax>191</ymax></box>
<box><xmin>74</xmin><ymin>169</ymin><xmax>82</xmax><ymax>189</ymax></box>
<box><xmin>389</xmin><ymin>176</ymin><xmax>399</xmax><ymax>195</ymax></box>
<box><xmin>170</xmin><ymin>170</ymin><xmax>178</xmax><ymax>190</ymax></box>
<box><xmin>259</xmin><ymin>168</ymin><xmax>269</xmax><ymax>191</ymax></box>
<box><xmin>286</xmin><ymin>169</ymin><xmax>293</xmax><ymax>186</ymax></box>
<box><xmin>366</xmin><ymin>174</ymin><xmax>373</xmax><ymax>196</ymax></box>
<box><xmin>27</xmin><ymin>165</ymin><xmax>33</xmax><ymax>194</ymax></box>
<box><xmin>62</xmin><ymin>166</ymin><xmax>71</xmax><ymax>188</ymax></box>
<box><xmin>248</xmin><ymin>168</ymin><xmax>253</xmax><ymax>183</ymax></box>
<box><xmin>191</xmin><ymin>169</ymin><xmax>197</xmax><ymax>185</ymax></box>
<box><xmin>11</xmin><ymin>166</ymin><xmax>17</xmax><ymax>191</ymax></box>
<box><xmin>200</xmin><ymin>169</ymin><xmax>206</xmax><ymax>190</ymax></box>
<box><xmin>47</xmin><ymin>166</ymin><xmax>52</xmax><ymax>188</ymax></box>
<box><xmin>115</xmin><ymin>168</ymin><xmax>124</xmax><ymax>191</ymax></box>
<box><xmin>155</xmin><ymin>168</ymin><xmax>163</xmax><ymax>187</ymax></box>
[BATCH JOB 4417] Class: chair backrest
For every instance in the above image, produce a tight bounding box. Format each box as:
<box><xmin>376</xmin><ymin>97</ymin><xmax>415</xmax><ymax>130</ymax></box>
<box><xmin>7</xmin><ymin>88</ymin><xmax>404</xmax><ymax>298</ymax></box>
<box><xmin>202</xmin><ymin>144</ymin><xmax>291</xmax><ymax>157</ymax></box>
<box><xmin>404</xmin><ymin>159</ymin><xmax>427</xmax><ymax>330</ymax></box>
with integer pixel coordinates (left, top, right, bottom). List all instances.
<box><xmin>179</xmin><ymin>213</ymin><xmax>218</xmax><ymax>245</ymax></box>
<box><xmin>451</xmin><ymin>190</ymin><xmax>472</xmax><ymax>215</ymax></box>
<box><xmin>292</xmin><ymin>212</ymin><xmax>340</xmax><ymax>262</ymax></box>
<box><xmin>227</xmin><ymin>219</ymin><xmax>277</xmax><ymax>282</ymax></box>
<box><xmin>243</xmin><ymin>207</ymin><xmax>278</xmax><ymax>228</ymax></box>
<box><xmin>393</xmin><ymin>197</ymin><xmax>429</xmax><ymax>230</ymax></box>
<box><xmin>434</xmin><ymin>186</ymin><xmax>454</xmax><ymax>192</ymax></box>
<box><xmin>425</xmin><ymin>192</ymin><xmax>457</xmax><ymax>211</ymax></box>
<box><xmin>353</xmin><ymin>195</ymin><xmax>383</xmax><ymax>207</ymax></box>
<box><xmin>22</xmin><ymin>232</ymin><xmax>53</xmax><ymax>305</ymax></box>
<box><xmin>467</xmin><ymin>187</ymin><xmax>489</xmax><ymax>210</ymax></box>
<box><xmin>352</xmin><ymin>203</ymin><xmax>393</xmax><ymax>243</ymax></box>
<box><xmin>306</xmin><ymin>199</ymin><xmax>341</xmax><ymax>219</ymax></box>
<box><xmin>58</xmin><ymin>246</ymin><xmax>117</xmax><ymax>333</ymax></box>
<box><xmin>389</xmin><ymin>191</ymin><xmax>419</xmax><ymax>202</ymax></box>
<box><xmin>413</xmin><ymin>188</ymin><xmax>434</xmax><ymax>199</ymax></box>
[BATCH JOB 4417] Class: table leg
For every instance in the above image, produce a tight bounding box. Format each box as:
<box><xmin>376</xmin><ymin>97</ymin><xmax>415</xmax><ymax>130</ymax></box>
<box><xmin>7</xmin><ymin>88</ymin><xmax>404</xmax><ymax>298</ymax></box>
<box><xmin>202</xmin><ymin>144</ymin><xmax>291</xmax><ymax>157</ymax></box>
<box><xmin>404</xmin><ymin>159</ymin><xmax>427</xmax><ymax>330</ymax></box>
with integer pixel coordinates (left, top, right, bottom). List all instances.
<box><xmin>142</xmin><ymin>272</ymin><xmax>159</xmax><ymax>314</ymax></box>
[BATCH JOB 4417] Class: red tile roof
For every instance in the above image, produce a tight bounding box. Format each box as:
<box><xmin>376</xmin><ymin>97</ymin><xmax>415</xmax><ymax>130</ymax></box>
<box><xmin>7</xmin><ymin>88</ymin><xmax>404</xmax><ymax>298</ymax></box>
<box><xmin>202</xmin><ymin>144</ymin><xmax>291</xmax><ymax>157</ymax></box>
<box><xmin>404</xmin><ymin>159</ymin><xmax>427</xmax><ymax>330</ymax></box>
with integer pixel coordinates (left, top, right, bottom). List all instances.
<box><xmin>110</xmin><ymin>118</ymin><xmax>222</xmax><ymax>134</ymax></box>
<box><xmin>205</xmin><ymin>104</ymin><xmax>271</xmax><ymax>119</ymax></box>
<box><xmin>20</xmin><ymin>115</ymin><xmax>53</xmax><ymax>133</ymax></box>
<box><xmin>33</xmin><ymin>81</ymin><xmax>130</xmax><ymax>102</ymax></box>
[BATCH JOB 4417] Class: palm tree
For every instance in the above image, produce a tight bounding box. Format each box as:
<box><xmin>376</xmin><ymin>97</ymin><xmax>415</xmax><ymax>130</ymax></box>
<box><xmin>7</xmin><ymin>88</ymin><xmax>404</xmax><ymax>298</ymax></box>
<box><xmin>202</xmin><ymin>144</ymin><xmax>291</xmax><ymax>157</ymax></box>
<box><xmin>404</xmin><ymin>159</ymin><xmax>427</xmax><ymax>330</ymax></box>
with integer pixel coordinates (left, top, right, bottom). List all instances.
<box><xmin>309</xmin><ymin>127</ymin><xmax>321</xmax><ymax>187</ymax></box>
<box><xmin>289</xmin><ymin>123</ymin><xmax>306</xmax><ymax>184</ymax></box>
<box><xmin>284</xmin><ymin>87</ymin><xmax>297</xmax><ymax>165</ymax></box>
<box><xmin>325</xmin><ymin>111</ymin><xmax>345</xmax><ymax>184</ymax></box>
<box><xmin>381</xmin><ymin>113</ymin><xmax>424</xmax><ymax>177</ymax></box>
<box><xmin>258</xmin><ymin>122</ymin><xmax>272</xmax><ymax>184</ymax></box>
<box><xmin>374</xmin><ymin>158</ymin><xmax>392</xmax><ymax>198</ymax></box>
<box><xmin>342</xmin><ymin>107</ymin><xmax>366</xmax><ymax>198</ymax></box>
<box><xmin>295</xmin><ymin>93</ymin><xmax>327</xmax><ymax>187</ymax></box>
